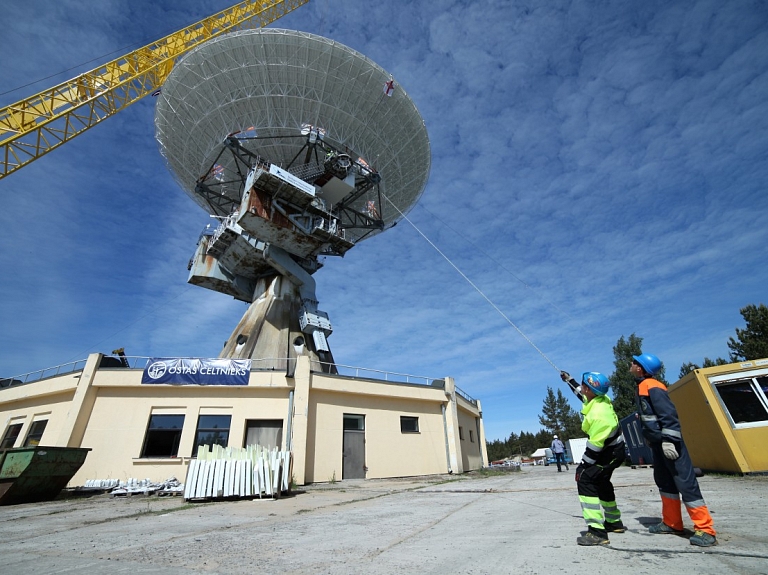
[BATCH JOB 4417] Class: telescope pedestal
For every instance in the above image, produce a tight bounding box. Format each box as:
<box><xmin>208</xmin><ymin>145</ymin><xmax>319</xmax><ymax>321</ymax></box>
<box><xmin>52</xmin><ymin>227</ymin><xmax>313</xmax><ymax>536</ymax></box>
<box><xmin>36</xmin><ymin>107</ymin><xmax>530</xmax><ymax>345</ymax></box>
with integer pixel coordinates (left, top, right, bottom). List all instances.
<box><xmin>220</xmin><ymin>274</ymin><xmax>336</xmax><ymax>374</ymax></box>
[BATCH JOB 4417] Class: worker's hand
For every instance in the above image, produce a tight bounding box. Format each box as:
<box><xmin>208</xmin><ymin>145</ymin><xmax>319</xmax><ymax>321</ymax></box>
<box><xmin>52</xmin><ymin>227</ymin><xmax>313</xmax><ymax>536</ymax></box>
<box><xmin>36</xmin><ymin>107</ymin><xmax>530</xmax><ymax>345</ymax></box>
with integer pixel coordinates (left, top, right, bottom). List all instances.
<box><xmin>661</xmin><ymin>441</ymin><xmax>679</xmax><ymax>460</ymax></box>
<box><xmin>560</xmin><ymin>371</ymin><xmax>571</xmax><ymax>382</ymax></box>
<box><xmin>575</xmin><ymin>463</ymin><xmax>585</xmax><ymax>482</ymax></box>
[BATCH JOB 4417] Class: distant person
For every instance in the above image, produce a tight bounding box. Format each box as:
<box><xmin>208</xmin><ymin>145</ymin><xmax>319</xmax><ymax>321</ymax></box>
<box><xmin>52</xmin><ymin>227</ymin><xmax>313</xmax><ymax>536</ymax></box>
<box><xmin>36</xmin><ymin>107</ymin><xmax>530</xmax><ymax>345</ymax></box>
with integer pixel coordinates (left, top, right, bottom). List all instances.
<box><xmin>560</xmin><ymin>370</ymin><xmax>626</xmax><ymax>546</ymax></box>
<box><xmin>551</xmin><ymin>435</ymin><xmax>569</xmax><ymax>472</ymax></box>
<box><xmin>631</xmin><ymin>353</ymin><xmax>717</xmax><ymax>547</ymax></box>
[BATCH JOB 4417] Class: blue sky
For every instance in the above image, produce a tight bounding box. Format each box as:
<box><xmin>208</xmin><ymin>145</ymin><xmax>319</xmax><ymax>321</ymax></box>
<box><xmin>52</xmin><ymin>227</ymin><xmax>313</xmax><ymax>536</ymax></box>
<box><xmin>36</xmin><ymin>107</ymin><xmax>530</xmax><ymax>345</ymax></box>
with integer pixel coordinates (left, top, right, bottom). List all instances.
<box><xmin>1</xmin><ymin>0</ymin><xmax>767</xmax><ymax>442</ymax></box>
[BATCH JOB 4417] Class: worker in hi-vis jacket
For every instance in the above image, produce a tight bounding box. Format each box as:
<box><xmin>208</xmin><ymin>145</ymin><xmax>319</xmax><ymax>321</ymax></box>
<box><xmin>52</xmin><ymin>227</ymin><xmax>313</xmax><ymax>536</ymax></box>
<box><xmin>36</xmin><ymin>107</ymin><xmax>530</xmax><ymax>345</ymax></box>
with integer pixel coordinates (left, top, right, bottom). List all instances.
<box><xmin>560</xmin><ymin>371</ymin><xmax>626</xmax><ymax>546</ymax></box>
<box><xmin>631</xmin><ymin>353</ymin><xmax>717</xmax><ymax>547</ymax></box>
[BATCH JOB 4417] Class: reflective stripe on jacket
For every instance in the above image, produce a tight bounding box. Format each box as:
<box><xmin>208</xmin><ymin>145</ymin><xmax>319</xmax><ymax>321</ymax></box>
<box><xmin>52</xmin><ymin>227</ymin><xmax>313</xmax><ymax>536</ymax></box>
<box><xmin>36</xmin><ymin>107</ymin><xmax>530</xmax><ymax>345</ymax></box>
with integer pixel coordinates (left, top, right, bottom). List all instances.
<box><xmin>581</xmin><ymin>395</ymin><xmax>623</xmax><ymax>465</ymax></box>
<box><xmin>636</xmin><ymin>377</ymin><xmax>683</xmax><ymax>444</ymax></box>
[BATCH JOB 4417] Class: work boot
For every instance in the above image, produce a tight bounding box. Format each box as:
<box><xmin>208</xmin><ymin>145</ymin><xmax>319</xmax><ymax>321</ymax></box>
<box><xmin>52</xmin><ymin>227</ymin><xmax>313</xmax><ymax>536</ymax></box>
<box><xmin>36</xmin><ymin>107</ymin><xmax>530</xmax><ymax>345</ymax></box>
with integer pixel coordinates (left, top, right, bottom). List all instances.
<box><xmin>648</xmin><ymin>522</ymin><xmax>684</xmax><ymax>535</ymax></box>
<box><xmin>603</xmin><ymin>521</ymin><xmax>626</xmax><ymax>533</ymax></box>
<box><xmin>576</xmin><ymin>531</ymin><xmax>609</xmax><ymax>546</ymax></box>
<box><xmin>689</xmin><ymin>530</ymin><xmax>717</xmax><ymax>547</ymax></box>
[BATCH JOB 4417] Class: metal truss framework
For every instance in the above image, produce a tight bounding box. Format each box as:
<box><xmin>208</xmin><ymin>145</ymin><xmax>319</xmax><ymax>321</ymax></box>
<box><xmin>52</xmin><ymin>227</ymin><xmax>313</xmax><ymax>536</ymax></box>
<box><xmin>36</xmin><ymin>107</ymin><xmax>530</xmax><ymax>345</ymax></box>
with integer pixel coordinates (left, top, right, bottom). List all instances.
<box><xmin>0</xmin><ymin>0</ymin><xmax>309</xmax><ymax>180</ymax></box>
<box><xmin>195</xmin><ymin>135</ymin><xmax>385</xmax><ymax>254</ymax></box>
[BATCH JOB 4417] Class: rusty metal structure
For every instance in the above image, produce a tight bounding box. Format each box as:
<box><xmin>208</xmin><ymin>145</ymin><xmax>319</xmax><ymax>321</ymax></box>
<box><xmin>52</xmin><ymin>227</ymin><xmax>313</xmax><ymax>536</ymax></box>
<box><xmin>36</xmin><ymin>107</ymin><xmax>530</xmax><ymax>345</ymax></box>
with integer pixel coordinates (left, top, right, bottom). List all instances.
<box><xmin>155</xmin><ymin>28</ymin><xmax>430</xmax><ymax>368</ymax></box>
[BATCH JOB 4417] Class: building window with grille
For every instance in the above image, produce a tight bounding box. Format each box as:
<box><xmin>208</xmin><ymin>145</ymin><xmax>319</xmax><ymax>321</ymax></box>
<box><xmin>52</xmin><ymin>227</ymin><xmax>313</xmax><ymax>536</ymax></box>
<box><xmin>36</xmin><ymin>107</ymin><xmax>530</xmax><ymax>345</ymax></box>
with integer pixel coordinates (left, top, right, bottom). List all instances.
<box><xmin>1</xmin><ymin>423</ymin><xmax>23</xmax><ymax>449</ymax></box>
<box><xmin>400</xmin><ymin>416</ymin><xmax>419</xmax><ymax>433</ymax></box>
<box><xmin>711</xmin><ymin>371</ymin><xmax>768</xmax><ymax>428</ymax></box>
<box><xmin>193</xmin><ymin>414</ymin><xmax>232</xmax><ymax>455</ymax></box>
<box><xmin>23</xmin><ymin>420</ymin><xmax>48</xmax><ymax>447</ymax></box>
<box><xmin>141</xmin><ymin>414</ymin><xmax>185</xmax><ymax>458</ymax></box>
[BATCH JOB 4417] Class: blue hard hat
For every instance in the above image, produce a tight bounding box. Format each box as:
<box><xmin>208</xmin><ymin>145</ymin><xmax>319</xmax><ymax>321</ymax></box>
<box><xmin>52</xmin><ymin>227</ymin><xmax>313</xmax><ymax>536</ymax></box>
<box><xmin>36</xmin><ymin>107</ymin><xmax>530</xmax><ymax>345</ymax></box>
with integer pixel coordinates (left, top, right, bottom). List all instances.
<box><xmin>581</xmin><ymin>372</ymin><xmax>610</xmax><ymax>395</ymax></box>
<box><xmin>633</xmin><ymin>353</ymin><xmax>662</xmax><ymax>376</ymax></box>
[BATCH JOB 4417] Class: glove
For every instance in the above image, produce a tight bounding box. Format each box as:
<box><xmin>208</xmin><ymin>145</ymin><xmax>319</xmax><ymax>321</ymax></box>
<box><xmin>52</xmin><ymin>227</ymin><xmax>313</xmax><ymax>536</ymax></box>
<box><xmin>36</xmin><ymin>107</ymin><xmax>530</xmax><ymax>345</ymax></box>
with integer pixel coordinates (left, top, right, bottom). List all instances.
<box><xmin>661</xmin><ymin>441</ymin><xmax>679</xmax><ymax>460</ymax></box>
<box><xmin>575</xmin><ymin>463</ymin><xmax>585</xmax><ymax>482</ymax></box>
<box><xmin>560</xmin><ymin>371</ymin><xmax>571</xmax><ymax>382</ymax></box>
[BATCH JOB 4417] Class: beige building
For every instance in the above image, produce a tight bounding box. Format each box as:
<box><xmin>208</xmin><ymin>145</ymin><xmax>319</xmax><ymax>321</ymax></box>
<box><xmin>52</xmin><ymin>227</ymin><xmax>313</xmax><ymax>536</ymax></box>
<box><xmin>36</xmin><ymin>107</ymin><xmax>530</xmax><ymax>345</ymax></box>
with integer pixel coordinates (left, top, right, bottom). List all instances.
<box><xmin>0</xmin><ymin>354</ymin><xmax>487</xmax><ymax>486</ymax></box>
<box><xmin>668</xmin><ymin>357</ymin><xmax>768</xmax><ymax>474</ymax></box>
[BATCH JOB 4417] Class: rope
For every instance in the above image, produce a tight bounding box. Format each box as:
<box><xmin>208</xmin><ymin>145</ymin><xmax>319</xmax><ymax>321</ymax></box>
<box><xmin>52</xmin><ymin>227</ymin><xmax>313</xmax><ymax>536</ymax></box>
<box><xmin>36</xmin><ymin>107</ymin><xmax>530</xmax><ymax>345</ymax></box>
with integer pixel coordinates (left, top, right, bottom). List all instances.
<box><xmin>382</xmin><ymin>195</ymin><xmax>561</xmax><ymax>373</ymax></box>
<box><xmin>416</xmin><ymin>203</ymin><xmax>596</xmax><ymax>338</ymax></box>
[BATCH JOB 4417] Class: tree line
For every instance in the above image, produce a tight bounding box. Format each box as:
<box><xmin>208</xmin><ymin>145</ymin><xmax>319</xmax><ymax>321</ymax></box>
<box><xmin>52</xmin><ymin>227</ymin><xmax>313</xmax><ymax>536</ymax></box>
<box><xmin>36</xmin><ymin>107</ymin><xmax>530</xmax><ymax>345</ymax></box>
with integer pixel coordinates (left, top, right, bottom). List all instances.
<box><xmin>486</xmin><ymin>303</ymin><xmax>768</xmax><ymax>462</ymax></box>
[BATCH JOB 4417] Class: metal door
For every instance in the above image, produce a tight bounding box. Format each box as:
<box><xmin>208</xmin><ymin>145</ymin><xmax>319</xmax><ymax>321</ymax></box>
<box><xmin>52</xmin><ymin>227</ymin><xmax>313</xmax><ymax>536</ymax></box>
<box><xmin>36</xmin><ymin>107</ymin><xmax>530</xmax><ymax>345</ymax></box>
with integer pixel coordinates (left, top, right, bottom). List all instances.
<box><xmin>342</xmin><ymin>414</ymin><xmax>366</xmax><ymax>479</ymax></box>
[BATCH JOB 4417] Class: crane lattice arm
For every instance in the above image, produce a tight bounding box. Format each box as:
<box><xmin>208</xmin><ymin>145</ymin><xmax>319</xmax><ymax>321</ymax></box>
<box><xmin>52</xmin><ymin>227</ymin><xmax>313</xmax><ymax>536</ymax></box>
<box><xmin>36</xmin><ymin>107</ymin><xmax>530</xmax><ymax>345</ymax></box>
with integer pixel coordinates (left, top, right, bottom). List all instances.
<box><xmin>0</xmin><ymin>0</ymin><xmax>309</xmax><ymax>180</ymax></box>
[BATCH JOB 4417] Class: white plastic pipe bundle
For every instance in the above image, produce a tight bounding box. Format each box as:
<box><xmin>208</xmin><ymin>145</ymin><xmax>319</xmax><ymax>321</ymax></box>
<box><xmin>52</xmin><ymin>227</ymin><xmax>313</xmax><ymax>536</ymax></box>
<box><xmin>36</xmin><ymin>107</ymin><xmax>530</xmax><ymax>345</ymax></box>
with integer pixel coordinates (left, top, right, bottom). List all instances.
<box><xmin>183</xmin><ymin>444</ymin><xmax>291</xmax><ymax>501</ymax></box>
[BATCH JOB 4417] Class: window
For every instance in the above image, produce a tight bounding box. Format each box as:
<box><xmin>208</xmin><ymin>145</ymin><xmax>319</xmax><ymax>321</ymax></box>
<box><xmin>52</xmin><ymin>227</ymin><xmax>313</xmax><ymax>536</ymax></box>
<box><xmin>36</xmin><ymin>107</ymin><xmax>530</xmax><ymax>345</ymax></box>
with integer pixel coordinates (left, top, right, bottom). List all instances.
<box><xmin>343</xmin><ymin>414</ymin><xmax>365</xmax><ymax>431</ymax></box>
<box><xmin>712</xmin><ymin>374</ymin><xmax>768</xmax><ymax>427</ymax></box>
<box><xmin>459</xmin><ymin>426</ymin><xmax>464</xmax><ymax>440</ymax></box>
<box><xmin>1</xmin><ymin>423</ymin><xmax>23</xmax><ymax>449</ymax></box>
<box><xmin>244</xmin><ymin>419</ymin><xmax>283</xmax><ymax>450</ymax></box>
<box><xmin>469</xmin><ymin>429</ymin><xmax>475</xmax><ymax>443</ymax></box>
<box><xmin>141</xmin><ymin>414</ymin><xmax>184</xmax><ymax>458</ymax></box>
<box><xmin>23</xmin><ymin>420</ymin><xmax>47</xmax><ymax>446</ymax></box>
<box><xmin>193</xmin><ymin>414</ymin><xmax>231</xmax><ymax>454</ymax></box>
<box><xmin>400</xmin><ymin>416</ymin><xmax>419</xmax><ymax>433</ymax></box>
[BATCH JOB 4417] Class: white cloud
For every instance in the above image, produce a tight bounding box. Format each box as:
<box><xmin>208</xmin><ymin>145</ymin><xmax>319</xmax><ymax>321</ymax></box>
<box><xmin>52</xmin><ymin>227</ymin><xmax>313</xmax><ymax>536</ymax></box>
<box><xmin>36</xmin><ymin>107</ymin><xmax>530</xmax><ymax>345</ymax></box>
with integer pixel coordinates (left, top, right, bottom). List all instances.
<box><xmin>1</xmin><ymin>0</ymin><xmax>767</xmax><ymax>444</ymax></box>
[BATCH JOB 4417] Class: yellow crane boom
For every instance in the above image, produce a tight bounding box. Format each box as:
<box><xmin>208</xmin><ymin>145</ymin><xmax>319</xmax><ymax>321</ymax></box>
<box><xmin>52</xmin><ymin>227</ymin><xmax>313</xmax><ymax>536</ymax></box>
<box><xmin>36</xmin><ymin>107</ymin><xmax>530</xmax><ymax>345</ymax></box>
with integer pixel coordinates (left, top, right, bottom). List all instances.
<box><xmin>0</xmin><ymin>0</ymin><xmax>309</xmax><ymax>180</ymax></box>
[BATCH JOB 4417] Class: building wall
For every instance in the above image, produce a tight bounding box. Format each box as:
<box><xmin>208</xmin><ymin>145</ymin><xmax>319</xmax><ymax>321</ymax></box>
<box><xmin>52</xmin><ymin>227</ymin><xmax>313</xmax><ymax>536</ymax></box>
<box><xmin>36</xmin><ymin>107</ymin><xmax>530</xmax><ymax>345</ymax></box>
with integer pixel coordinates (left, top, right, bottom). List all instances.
<box><xmin>0</xmin><ymin>353</ymin><xmax>487</xmax><ymax>487</ymax></box>
<box><xmin>306</xmin><ymin>387</ymin><xmax>450</xmax><ymax>483</ymax></box>
<box><xmin>457</xmin><ymin>404</ymin><xmax>484</xmax><ymax>471</ymax></box>
<box><xmin>0</xmin><ymin>373</ymin><xmax>78</xmax><ymax>451</ymax></box>
<box><xmin>74</xmin><ymin>379</ymin><xmax>292</xmax><ymax>484</ymax></box>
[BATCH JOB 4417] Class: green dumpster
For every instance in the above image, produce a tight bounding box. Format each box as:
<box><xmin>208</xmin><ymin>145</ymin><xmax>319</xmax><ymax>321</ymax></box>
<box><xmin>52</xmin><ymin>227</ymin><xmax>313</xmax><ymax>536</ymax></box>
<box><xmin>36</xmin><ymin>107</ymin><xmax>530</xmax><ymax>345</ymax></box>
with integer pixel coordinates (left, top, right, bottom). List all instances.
<box><xmin>0</xmin><ymin>446</ymin><xmax>91</xmax><ymax>505</ymax></box>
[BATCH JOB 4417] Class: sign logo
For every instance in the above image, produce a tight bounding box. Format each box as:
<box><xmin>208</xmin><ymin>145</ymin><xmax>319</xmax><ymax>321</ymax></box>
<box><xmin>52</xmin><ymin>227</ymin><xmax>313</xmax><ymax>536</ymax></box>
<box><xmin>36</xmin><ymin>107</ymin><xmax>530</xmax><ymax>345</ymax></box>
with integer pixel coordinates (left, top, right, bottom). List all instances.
<box><xmin>147</xmin><ymin>361</ymin><xmax>167</xmax><ymax>380</ymax></box>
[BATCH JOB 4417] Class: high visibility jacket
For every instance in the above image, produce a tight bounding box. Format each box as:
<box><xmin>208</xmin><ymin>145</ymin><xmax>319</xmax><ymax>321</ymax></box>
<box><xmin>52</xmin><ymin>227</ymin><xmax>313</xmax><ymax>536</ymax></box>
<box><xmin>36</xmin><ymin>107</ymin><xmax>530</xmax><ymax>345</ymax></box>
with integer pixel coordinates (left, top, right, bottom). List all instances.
<box><xmin>581</xmin><ymin>395</ymin><xmax>624</xmax><ymax>466</ymax></box>
<box><xmin>635</xmin><ymin>377</ymin><xmax>683</xmax><ymax>445</ymax></box>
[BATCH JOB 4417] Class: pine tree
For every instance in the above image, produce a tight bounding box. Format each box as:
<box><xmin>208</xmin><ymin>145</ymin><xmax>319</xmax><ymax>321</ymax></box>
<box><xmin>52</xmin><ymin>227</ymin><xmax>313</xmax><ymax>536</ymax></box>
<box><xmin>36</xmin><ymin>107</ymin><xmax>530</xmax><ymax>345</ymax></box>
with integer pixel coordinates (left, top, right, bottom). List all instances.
<box><xmin>679</xmin><ymin>357</ymin><xmax>728</xmax><ymax>378</ymax></box>
<box><xmin>485</xmin><ymin>439</ymin><xmax>508</xmax><ymax>462</ymax></box>
<box><xmin>538</xmin><ymin>386</ymin><xmax>583</xmax><ymax>439</ymax></box>
<box><xmin>728</xmin><ymin>303</ymin><xmax>768</xmax><ymax>361</ymax></box>
<box><xmin>608</xmin><ymin>334</ymin><xmax>642</xmax><ymax>420</ymax></box>
<box><xmin>608</xmin><ymin>334</ymin><xmax>666</xmax><ymax>420</ymax></box>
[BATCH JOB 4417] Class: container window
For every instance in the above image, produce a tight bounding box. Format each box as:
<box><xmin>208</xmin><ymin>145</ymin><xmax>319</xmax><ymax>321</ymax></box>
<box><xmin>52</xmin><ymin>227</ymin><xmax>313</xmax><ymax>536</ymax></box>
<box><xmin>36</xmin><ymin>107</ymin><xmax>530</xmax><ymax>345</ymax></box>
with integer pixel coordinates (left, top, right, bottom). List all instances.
<box><xmin>141</xmin><ymin>414</ymin><xmax>185</xmax><ymax>458</ymax></box>
<box><xmin>23</xmin><ymin>420</ymin><xmax>47</xmax><ymax>447</ymax></box>
<box><xmin>714</xmin><ymin>376</ymin><xmax>768</xmax><ymax>426</ymax></box>
<box><xmin>1</xmin><ymin>423</ymin><xmax>23</xmax><ymax>449</ymax></box>
<box><xmin>193</xmin><ymin>414</ymin><xmax>231</xmax><ymax>455</ymax></box>
<box><xmin>400</xmin><ymin>416</ymin><xmax>419</xmax><ymax>433</ymax></box>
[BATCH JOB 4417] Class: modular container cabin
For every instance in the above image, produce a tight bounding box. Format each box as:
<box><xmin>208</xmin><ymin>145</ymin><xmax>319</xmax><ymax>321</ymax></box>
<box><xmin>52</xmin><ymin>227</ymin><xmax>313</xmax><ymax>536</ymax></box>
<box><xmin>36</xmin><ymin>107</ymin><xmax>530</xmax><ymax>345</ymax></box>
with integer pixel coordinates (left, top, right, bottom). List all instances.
<box><xmin>668</xmin><ymin>358</ymin><xmax>768</xmax><ymax>474</ymax></box>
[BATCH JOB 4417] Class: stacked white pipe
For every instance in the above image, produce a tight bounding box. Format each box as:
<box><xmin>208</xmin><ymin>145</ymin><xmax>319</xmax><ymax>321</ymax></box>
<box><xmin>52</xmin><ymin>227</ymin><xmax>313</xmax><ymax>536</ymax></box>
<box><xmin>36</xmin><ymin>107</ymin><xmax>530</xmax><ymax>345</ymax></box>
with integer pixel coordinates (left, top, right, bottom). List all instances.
<box><xmin>183</xmin><ymin>444</ymin><xmax>292</xmax><ymax>501</ymax></box>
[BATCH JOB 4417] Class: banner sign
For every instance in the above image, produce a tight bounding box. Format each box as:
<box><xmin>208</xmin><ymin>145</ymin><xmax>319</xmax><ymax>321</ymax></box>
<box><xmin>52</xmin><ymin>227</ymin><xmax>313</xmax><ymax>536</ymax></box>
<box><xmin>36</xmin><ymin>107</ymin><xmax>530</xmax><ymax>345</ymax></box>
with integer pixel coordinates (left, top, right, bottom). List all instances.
<box><xmin>141</xmin><ymin>358</ymin><xmax>251</xmax><ymax>386</ymax></box>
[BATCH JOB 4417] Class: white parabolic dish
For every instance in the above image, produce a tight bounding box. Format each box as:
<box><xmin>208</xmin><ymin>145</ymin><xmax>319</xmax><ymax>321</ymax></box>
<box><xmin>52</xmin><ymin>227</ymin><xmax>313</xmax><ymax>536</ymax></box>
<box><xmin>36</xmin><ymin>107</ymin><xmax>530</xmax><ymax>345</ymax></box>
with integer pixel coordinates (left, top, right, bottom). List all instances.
<box><xmin>155</xmin><ymin>28</ymin><xmax>431</xmax><ymax>243</ymax></box>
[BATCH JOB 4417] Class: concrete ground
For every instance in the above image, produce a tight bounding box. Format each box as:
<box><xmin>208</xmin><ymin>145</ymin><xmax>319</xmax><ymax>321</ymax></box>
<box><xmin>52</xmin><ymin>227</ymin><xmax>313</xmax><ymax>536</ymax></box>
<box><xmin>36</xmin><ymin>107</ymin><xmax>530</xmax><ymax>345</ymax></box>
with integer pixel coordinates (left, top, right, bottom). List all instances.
<box><xmin>1</xmin><ymin>464</ymin><xmax>766</xmax><ymax>574</ymax></box>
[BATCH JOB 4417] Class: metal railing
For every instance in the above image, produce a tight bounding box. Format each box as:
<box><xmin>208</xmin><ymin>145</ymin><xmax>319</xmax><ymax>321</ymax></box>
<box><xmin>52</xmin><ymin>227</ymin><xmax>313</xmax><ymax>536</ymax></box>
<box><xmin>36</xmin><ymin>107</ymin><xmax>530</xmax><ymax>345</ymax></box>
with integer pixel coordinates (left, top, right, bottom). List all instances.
<box><xmin>0</xmin><ymin>360</ymin><xmax>88</xmax><ymax>388</ymax></box>
<box><xmin>2</xmin><ymin>356</ymin><xmax>478</xmax><ymax>405</ymax></box>
<box><xmin>455</xmin><ymin>385</ymin><xmax>478</xmax><ymax>407</ymax></box>
<box><xmin>313</xmin><ymin>360</ymin><xmax>443</xmax><ymax>387</ymax></box>
<box><xmin>317</xmin><ymin>362</ymin><xmax>478</xmax><ymax>406</ymax></box>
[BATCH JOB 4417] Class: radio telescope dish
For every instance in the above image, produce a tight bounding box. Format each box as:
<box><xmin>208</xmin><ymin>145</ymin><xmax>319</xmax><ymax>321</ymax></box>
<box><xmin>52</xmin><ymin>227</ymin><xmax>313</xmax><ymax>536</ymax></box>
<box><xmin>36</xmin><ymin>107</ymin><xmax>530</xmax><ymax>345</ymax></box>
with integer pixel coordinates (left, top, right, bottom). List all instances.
<box><xmin>155</xmin><ymin>28</ymin><xmax>431</xmax><ymax>244</ymax></box>
<box><xmin>154</xmin><ymin>28</ymin><xmax>431</xmax><ymax>369</ymax></box>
